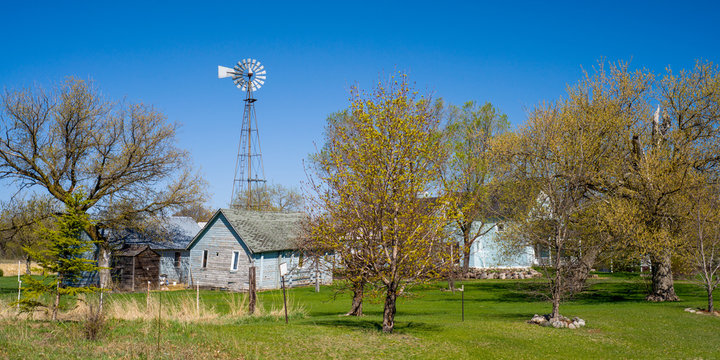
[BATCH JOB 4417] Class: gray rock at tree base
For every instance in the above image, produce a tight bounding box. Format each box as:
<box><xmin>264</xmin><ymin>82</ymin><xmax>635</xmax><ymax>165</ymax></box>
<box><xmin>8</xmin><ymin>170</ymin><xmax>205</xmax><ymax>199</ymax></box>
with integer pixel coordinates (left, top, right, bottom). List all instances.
<box><xmin>529</xmin><ymin>314</ymin><xmax>546</xmax><ymax>324</ymax></box>
<box><xmin>568</xmin><ymin>323</ymin><xmax>576</xmax><ymax>329</ymax></box>
<box><xmin>499</xmin><ymin>273</ymin><xmax>506</xmax><ymax>280</ymax></box>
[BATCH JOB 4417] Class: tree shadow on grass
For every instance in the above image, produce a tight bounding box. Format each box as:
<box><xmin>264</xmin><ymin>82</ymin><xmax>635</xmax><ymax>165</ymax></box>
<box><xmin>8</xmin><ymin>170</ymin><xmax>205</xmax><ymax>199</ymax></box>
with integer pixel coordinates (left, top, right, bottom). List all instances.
<box><xmin>307</xmin><ymin>318</ymin><xmax>442</xmax><ymax>333</ymax></box>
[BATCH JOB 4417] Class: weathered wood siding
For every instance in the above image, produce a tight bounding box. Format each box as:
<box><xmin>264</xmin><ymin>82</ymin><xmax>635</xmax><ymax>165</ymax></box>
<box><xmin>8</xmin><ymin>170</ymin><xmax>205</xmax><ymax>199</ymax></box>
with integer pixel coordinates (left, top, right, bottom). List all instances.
<box><xmin>189</xmin><ymin>214</ymin><xmax>253</xmax><ymax>291</ymax></box>
<box><xmin>158</xmin><ymin>250</ymin><xmax>190</xmax><ymax>284</ymax></box>
<box><xmin>113</xmin><ymin>249</ymin><xmax>160</xmax><ymax>291</ymax></box>
<box><xmin>188</xmin><ymin>213</ymin><xmax>334</xmax><ymax>290</ymax></box>
<box><xmin>253</xmin><ymin>251</ymin><xmax>333</xmax><ymax>290</ymax></box>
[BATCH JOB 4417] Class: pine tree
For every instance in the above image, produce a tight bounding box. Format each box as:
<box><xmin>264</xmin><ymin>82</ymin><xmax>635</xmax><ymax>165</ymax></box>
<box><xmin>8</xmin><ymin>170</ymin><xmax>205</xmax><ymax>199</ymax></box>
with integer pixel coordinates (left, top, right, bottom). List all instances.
<box><xmin>19</xmin><ymin>192</ymin><xmax>98</xmax><ymax>321</ymax></box>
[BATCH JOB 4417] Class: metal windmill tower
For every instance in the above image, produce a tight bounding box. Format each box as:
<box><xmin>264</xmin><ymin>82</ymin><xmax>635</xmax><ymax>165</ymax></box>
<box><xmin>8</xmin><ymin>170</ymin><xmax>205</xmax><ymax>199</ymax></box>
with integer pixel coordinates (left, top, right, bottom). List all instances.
<box><xmin>218</xmin><ymin>59</ymin><xmax>268</xmax><ymax>209</ymax></box>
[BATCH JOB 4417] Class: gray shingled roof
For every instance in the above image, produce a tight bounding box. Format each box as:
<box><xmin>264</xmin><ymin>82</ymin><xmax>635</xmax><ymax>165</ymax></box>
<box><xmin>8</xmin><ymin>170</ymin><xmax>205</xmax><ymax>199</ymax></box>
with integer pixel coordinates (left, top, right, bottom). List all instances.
<box><xmin>217</xmin><ymin>209</ymin><xmax>304</xmax><ymax>253</ymax></box>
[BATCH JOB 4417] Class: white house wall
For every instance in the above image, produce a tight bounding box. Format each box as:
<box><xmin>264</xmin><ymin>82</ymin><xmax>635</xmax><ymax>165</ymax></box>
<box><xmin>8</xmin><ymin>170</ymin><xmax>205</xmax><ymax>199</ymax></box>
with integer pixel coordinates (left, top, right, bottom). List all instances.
<box><xmin>456</xmin><ymin>220</ymin><xmax>536</xmax><ymax>269</ymax></box>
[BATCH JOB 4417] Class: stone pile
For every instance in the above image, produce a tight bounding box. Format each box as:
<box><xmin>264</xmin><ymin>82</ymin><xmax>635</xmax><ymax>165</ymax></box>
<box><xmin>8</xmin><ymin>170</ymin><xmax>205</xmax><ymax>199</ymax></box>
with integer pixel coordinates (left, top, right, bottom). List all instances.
<box><xmin>463</xmin><ymin>268</ymin><xmax>542</xmax><ymax>280</ymax></box>
<box><xmin>528</xmin><ymin>314</ymin><xmax>586</xmax><ymax>329</ymax></box>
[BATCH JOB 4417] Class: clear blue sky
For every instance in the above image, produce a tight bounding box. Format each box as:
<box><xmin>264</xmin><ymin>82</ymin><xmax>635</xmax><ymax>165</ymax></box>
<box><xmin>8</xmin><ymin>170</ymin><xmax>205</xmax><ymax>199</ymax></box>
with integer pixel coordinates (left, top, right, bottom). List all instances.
<box><xmin>1</xmin><ymin>1</ymin><xmax>719</xmax><ymax>209</ymax></box>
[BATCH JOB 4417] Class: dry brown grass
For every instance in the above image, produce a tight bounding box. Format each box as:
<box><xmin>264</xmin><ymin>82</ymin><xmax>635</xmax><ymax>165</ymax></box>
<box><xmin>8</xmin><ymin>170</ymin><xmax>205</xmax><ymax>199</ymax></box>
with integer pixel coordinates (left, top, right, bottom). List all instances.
<box><xmin>106</xmin><ymin>293</ymin><xmax>221</xmax><ymax>322</ymax></box>
<box><xmin>0</xmin><ymin>260</ymin><xmax>45</xmax><ymax>276</ymax></box>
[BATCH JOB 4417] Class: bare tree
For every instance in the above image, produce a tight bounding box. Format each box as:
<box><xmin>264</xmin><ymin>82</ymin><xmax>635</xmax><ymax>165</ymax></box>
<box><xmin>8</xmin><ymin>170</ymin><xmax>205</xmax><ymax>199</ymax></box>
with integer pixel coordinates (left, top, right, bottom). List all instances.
<box><xmin>682</xmin><ymin>185</ymin><xmax>720</xmax><ymax>312</ymax></box>
<box><xmin>0</xmin><ymin>78</ymin><xmax>206</xmax><ymax>288</ymax></box>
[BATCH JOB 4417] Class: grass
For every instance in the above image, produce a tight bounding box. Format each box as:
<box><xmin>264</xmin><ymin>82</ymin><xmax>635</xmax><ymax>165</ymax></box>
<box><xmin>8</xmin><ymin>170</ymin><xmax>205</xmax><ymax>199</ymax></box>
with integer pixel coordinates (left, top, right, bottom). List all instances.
<box><xmin>0</xmin><ymin>274</ymin><xmax>718</xmax><ymax>359</ymax></box>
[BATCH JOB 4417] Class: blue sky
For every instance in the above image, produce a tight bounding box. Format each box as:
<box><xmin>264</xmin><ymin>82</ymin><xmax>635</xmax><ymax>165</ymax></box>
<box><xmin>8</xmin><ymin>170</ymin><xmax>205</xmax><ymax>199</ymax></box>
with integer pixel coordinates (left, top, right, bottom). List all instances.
<box><xmin>1</xmin><ymin>1</ymin><xmax>719</xmax><ymax>209</ymax></box>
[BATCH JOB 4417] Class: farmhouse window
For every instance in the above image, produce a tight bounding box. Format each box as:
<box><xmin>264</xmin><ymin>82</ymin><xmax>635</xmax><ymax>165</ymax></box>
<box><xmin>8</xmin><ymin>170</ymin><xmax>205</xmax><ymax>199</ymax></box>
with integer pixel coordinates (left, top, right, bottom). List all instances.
<box><xmin>174</xmin><ymin>252</ymin><xmax>181</xmax><ymax>267</ymax></box>
<box><xmin>231</xmin><ymin>251</ymin><xmax>240</xmax><ymax>271</ymax></box>
<box><xmin>496</xmin><ymin>223</ymin><xmax>505</xmax><ymax>233</ymax></box>
<box><xmin>202</xmin><ymin>250</ymin><xmax>208</xmax><ymax>268</ymax></box>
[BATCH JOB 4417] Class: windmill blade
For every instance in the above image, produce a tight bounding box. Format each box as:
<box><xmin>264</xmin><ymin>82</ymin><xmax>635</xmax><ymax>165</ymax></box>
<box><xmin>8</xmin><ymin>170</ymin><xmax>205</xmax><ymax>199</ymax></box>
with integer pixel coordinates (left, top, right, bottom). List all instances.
<box><xmin>256</xmin><ymin>75</ymin><xmax>266</xmax><ymax>80</ymax></box>
<box><xmin>256</xmin><ymin>70</ymin><xmax>266</xmax><ymax>76</ymax></box>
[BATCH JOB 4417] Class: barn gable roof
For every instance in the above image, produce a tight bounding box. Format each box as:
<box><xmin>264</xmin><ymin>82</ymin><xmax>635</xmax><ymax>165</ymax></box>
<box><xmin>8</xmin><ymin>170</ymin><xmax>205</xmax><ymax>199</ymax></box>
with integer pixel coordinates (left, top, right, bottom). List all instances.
<box><xmin>188</xmin><ymin>209</ymin><xmax>304</xmax><ymax>254</ymax></box>
<box><xmin>114</xmin><ymin>244</ymin><xmax>158</xmax><ymax>257</ymax></box>
<box><xmin>108</xmin><ymin>216</ymin><xmax>201</xmax><ymax>251</ymax></box>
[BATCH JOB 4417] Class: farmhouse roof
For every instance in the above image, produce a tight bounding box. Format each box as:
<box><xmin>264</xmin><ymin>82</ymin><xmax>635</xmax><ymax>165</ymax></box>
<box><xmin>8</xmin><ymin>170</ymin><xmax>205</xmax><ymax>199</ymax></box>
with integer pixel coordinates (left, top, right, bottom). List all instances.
<box><xmin>189</xmin><ymin>209</ymin><xmax>304</xmax><ymax>254</ymax></box>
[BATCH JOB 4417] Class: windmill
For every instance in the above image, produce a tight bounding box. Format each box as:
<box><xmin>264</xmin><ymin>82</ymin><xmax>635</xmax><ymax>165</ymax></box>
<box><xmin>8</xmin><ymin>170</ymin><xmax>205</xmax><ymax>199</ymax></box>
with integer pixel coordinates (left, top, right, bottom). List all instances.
<box><xmin>218</xmin><ymin>59</ymin><xmax>268</xmax><ymax>209</ymax></box>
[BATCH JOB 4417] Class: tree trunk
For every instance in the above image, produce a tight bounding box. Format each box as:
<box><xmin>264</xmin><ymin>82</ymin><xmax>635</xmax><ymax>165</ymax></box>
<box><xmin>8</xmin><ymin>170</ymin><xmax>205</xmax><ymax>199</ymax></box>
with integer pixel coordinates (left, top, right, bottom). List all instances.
<box><xmin>52</xmin><ymin>277</ymin><xmax>60</xmax><ymax>321</ymax></box>
<box><xmin>646</xmin><ymin>253</ymin><xmax>678</xmax><ymax>302</ymax></box>
<box><xmin>462</xmin><ymin>246</ymin><xmax>471</xmax><ymax>274</ymax></box>
<box><xmin>565</xmin><ymin>247</ymin><xmax>600</xmax><ymax>294</ymax></box>
<box><xmin>382</xmin><ymin>283</ymin><xmax>398</xmax><ymax>333</ymax></box>
<box><xmin>551</xmin><ymin>296</ymin><xmax>560</xmax><ymax>320</ymax></box>
<box><xmin>461</xmin><ymin>226</ymin><xmax>472</xmax><ymax>274</ymax></box>
<box><xmin>25</xmin><ymin>255</ymin><xmax>31</xmax><ymax>275</ymax></box>
<box><xmin>346</xmin><ymin>280</ymin><xmax>364</xmax><ymax>316</ymax></box>
<box><xmin>708</xmin><ymin>287</ymin><xmax>714</xmax><ymax>313</ymax></box>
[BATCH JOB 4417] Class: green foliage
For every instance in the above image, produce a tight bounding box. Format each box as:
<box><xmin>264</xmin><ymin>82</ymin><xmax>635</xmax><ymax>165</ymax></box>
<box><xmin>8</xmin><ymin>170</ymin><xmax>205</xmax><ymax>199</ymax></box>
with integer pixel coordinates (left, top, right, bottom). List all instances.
<box><xmin>18</xmin><ymin>191</ymin><xmax>98</xmax><ymax>316</ymax></box>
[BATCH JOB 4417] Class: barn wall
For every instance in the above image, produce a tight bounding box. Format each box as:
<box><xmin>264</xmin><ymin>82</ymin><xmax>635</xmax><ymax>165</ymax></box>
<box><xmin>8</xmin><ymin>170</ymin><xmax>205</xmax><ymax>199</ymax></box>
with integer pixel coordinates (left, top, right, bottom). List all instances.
<box><xmin>158</xmin><ymin>250</ymin><xmax>190</xmax><ymax>284</ymax></box>
<box><xmin>252</xmin><ymin>251</ymin><xmax>333</xmax><ymax>290</ymax></box>
<box><xmin>188</xmin><ymin>214</ymin><xmax>253</xmax><ymax>291</ymax></box>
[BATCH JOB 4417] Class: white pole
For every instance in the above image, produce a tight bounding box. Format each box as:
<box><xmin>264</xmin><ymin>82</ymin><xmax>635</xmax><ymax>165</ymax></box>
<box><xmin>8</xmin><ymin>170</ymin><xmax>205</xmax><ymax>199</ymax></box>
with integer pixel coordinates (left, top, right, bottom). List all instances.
<box><xmin>196</xmin><ymin>283</ymin><xmax>200</xmax><ymax>317</ymax></box>
<box><xmin>17</xmin><ymin>260</ymin><xmax>21</xmax><ymax>312</ymax></box>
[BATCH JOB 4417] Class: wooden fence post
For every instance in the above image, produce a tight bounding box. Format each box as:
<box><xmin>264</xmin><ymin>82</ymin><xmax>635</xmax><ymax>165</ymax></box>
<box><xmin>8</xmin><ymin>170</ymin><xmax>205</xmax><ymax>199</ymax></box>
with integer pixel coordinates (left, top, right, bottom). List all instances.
<box><xmin>249</xmin><ymin>266</ymin><xmax>257</xmax><ymax>315</ymax></box>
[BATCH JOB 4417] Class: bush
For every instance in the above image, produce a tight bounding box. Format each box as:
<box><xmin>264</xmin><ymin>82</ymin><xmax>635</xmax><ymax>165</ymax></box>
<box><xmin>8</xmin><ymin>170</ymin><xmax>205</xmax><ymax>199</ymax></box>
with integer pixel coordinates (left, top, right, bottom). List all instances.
<box><xmin>0</xmin><ymin>268</ymin><xmax>4</xmax><ymax>277</ymax></box>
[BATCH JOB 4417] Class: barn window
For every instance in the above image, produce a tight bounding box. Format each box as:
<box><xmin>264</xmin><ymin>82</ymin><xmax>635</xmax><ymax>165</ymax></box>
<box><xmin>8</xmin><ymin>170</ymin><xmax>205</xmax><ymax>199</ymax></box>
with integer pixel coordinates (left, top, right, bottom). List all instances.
<box><xmin>174</xmin><ymin>252</ymin><xmax>181</xmax><ymax>267</ymax></box>
<box><xmin>231</xmin><ymin>251</ymin><xmax>240</xmax><ymax>271</ymax></box>
<box><xmin>202</xmin><ymin>250</ymin><xmax>208</xmax><ymax>268</ymax></box>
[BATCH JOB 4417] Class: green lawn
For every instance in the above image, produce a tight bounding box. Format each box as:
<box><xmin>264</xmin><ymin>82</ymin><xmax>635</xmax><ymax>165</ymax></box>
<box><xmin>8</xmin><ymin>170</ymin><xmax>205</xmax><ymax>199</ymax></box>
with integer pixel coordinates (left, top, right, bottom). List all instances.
<box><xmin>0</xmin><ymin>274</ymin><xmax>718</xmax><ymax>359</ymax></box>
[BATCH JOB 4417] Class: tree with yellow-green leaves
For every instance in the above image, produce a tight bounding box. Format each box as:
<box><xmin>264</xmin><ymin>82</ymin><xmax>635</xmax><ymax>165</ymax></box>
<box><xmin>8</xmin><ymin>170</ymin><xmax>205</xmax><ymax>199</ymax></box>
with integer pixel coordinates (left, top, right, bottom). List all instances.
<box><xmin>608</xmin><ymin>60</ymin><xmax>720</xmax><ymax>301</ymax></box>
<box><xmin>441</xmin><ymin>101</ymin><xmax>509</xmax><ymax>274</ymax></box>
<box><xmin>305</xmin><ymin>73</ymin><xmax>451</xmax><ymax>333</ymax></box>
<box><xmin>496</xmin><ymin>62</ymin><xmax>651</xmax><ymax>319</ymax></box>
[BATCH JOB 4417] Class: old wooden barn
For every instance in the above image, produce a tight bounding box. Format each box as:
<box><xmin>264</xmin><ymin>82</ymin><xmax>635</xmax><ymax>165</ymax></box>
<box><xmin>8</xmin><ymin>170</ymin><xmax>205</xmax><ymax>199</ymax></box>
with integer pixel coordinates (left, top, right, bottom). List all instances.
<box><xmin>187</xmin><ymin>209</ymin><xmax>333</xmax><ymax>291</ymax></box>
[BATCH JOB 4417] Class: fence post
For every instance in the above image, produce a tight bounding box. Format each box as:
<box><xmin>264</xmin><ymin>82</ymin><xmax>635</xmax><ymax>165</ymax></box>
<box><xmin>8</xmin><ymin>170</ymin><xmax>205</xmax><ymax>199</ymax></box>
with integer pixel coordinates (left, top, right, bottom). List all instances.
<box><xmin>249</xmin><ymin>266</ymin><xmax>256</xmax><ymax>315</ymax></box>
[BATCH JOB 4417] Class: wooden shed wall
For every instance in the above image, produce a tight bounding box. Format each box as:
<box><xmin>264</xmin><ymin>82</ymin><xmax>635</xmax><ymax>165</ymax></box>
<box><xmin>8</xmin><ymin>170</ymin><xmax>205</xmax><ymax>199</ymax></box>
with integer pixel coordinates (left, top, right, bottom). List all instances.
<box><xmin>113</xmin><ymin>250</ymin><xmax>160</xmax><ymax>291</ymax></box>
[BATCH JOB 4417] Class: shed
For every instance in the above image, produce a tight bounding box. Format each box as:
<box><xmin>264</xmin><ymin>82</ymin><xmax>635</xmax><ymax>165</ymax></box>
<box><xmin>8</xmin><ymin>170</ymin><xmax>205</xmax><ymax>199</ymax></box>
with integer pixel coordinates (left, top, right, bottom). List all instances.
<box><xmin>108</xmin><ymin>217</ymin><xmax>200</xmax><ymax>285</ymax></box>
<box><xmin>112</xmin><ymin>245</ymin><xmax>161</xmax><ymax>291</ymax></box>
<box><xmin>186</xmin><ymin>209</ymin><xmax>333</xmax><ymax>291</ymax></box>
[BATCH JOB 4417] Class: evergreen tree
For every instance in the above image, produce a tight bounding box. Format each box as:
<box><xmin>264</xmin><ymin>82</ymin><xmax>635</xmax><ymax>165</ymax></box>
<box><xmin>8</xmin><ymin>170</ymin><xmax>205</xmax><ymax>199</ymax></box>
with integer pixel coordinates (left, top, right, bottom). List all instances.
<box><xmin>19</xmin><ymin>192</ymin><xmax>98</xmax><ymax>321</ymax></box>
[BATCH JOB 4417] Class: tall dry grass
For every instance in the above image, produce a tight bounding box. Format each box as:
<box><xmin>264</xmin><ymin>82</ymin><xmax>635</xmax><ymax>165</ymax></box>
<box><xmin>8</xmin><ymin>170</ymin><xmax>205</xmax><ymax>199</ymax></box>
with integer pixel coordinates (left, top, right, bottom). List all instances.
<box><xmin>1</xmin><ymin>290</ymin><xmax>307</xmax><ymax>324</ymax></box>
<box><xmin>0</xmin><ymin>260</ymin><xmax>45</xmax><ymax>277</ymax></box>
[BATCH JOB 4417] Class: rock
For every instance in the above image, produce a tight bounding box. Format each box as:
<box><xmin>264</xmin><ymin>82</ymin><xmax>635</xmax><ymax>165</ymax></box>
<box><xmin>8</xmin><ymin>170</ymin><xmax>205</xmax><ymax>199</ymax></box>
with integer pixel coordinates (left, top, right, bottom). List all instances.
<box><xmin>568</xmin><ymin>323</ymin><xmax>576</xmax><ymax>329</ymax></box>
<box><xmin>499</xmin><ymin>273</ymin><xmax>506</xmax><ymax>280</ymax></box>
<box><xmin>479</xmin><ymin>272</ymin><xmax>488</xmax><ymax>279</ymax></box>
<box><xmin>551</xmin><ymin>320</ymin><xmax>565</xmax><ymax>328</ymax></box>
<box><xmin>530</xmin><ymin>314</ymin><xmax>546</xmax><ymax>324</ymax></box>
<box><xmin>685</xmin><ymin>308</ymin><xmax>697</xmax><ymax>313</ymax></box>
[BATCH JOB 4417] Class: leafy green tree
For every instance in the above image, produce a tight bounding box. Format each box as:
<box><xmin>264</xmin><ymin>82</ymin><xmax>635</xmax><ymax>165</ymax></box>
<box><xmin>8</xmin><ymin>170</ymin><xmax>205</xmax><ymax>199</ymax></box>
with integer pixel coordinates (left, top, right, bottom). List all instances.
<box><xmin>306</xmin><ymin>73</ymin><xmax>451</xmax><ymax>333</ymax></box>
<box><xmin>497</xmin><ymin>62</ymin><xmax>650</xmax><ymax>319</ymax></box>
<box><xmin>442</xmin><ymin>101</ymin><xmax>509</xmax><ymax>273</ymax></box>
<box><xmin>20</xmin><ymin>192</ymin><xmax>97</xmax><ymax>321</ymax></box>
